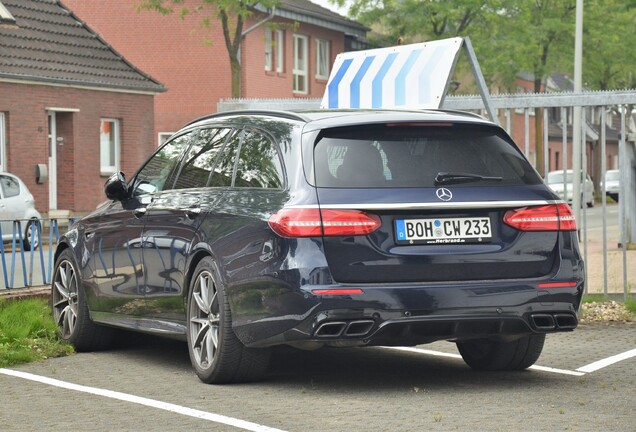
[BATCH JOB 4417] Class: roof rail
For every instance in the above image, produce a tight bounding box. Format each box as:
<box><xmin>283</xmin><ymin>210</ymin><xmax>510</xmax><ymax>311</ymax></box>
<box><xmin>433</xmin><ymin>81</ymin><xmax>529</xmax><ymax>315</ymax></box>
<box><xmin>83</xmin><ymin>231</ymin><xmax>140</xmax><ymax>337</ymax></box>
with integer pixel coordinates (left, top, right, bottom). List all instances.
<box><xmin>184</xmin><ymin>109</ymin><xmax>310</xmax><ymax>127</ymax></box>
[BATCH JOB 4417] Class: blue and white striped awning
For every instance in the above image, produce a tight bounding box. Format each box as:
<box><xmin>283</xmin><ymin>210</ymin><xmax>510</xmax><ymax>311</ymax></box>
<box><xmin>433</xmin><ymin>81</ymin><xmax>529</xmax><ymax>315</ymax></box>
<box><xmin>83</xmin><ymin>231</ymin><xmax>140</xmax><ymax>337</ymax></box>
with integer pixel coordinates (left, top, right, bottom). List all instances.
<box><xmin>320</xmin><ymin>37</ymin><xmax>463</xmax><ymax>110</ymax></box>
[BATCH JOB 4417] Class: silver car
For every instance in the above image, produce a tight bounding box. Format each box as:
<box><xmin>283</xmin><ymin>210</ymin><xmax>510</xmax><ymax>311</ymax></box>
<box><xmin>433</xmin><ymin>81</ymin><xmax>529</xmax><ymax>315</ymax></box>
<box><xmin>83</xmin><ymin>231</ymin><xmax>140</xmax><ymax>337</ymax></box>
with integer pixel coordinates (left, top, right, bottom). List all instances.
<box><xmin>0</xmin><ymin>172</ymin><xmax>42</xmax><ymax>250</ymax></box>
<box><xmin>601</xmin><ymin>169</ymin><xmax>620</xmax><ymax>202</ymax></box>
<box><xmin>546</xmin><ymin>170</ymin><xmax>595</xmax><ymax>208</ymax></box>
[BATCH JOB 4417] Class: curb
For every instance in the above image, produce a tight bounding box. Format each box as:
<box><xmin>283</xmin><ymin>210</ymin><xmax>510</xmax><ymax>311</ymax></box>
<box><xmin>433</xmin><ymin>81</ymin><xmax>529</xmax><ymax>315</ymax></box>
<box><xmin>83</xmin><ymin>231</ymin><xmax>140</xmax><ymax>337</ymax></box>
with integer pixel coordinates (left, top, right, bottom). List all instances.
<box><xmin>0</xmin><ymin>286</ymin><xmax>50</xmax><ymax>301</ymax></box>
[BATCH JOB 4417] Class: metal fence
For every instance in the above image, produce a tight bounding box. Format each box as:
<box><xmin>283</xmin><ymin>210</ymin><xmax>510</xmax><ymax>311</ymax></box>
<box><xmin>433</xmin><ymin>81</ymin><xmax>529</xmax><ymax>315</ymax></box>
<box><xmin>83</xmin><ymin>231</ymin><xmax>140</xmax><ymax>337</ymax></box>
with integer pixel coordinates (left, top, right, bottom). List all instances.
<box><xmin>0</xmin><ymin>218</ymin><xmax>74</xmax><ymax>290</ymax></box>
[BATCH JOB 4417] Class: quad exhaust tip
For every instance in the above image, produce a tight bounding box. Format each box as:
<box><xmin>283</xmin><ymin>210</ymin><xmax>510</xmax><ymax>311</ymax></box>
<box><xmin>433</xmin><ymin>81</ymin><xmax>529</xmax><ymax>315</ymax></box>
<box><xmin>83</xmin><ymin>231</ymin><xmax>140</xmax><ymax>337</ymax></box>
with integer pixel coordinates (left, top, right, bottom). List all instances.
<box><xmin>314</xmin><ymin>320</ymin><xmax>375</xmax><ymax>338</ymax></box>
<box><xmin>530</xmin><ymin>313</ymin><xmax>577</xmax><ymax>331</ymax></box>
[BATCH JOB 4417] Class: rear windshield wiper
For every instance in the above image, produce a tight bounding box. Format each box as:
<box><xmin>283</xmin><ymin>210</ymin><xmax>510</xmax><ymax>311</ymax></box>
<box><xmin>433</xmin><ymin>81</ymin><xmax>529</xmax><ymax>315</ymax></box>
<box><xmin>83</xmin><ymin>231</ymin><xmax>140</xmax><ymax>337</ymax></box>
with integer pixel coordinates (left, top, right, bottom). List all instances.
<box><xmin>434</xmin><ymin>172</ymin><xmax>503</xmax><ymax>186</ymax></box>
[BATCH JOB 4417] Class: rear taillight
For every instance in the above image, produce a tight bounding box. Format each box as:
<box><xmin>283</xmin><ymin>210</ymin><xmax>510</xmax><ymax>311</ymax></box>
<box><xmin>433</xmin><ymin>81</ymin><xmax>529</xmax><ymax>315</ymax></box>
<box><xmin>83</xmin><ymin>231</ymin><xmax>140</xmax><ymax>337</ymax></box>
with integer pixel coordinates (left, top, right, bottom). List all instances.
<box><xmin>503</xmin><ymin>203</ymin><xmax>577</xmax><ymax>231</ymax></box>
<box><xmin>268</xmin><ymin>208</ymin><xmax>381</xmax><ymax>237</ymax></box>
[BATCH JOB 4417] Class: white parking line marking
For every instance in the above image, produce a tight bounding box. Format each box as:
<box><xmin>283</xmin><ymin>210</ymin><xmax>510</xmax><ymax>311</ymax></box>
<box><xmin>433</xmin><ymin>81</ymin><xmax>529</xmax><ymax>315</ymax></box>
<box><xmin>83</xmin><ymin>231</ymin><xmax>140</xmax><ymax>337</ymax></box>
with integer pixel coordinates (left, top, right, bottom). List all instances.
<box><xmin>528</xmin><ymin>365</ymin><xmax>585</xmax><ymax>376</ymax></box>
<box><xmin>576</xmin><ymin>348</ymin><xmax>636</xmax><ymax>373</ymax></box>
<box><xmin>0</xmin><ymin>368</ymin><xmax>287</xmax><ymax>432</ymax></box>
<box><xmin>385</xmin><ymin>346</ymin><xmax>462</xmax><ymax>359</ymax></box>
<box><xmin>382</xmin><ymin>347</ymin><xmax>585</xmax><ymax>376</ymax></box>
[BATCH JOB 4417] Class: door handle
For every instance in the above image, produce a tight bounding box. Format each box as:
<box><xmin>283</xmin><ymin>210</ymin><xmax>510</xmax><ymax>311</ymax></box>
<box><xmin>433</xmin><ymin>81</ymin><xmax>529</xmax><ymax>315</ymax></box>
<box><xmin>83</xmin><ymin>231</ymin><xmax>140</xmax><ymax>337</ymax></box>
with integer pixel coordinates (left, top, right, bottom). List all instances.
<box><xmin>133</xmin><ymin>207</ymin><xmax>147</xmax><ymax>218</ymax></box>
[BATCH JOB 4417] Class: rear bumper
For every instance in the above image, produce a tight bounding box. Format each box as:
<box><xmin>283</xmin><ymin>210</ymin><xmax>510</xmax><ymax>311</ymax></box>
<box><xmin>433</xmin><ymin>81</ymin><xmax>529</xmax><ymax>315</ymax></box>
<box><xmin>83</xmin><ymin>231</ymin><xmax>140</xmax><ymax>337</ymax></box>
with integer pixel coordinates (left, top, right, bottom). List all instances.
<box><xmin>236</xmin><ymin>280</ymin><xmax>584</xmax><ymax>348</ymax></box>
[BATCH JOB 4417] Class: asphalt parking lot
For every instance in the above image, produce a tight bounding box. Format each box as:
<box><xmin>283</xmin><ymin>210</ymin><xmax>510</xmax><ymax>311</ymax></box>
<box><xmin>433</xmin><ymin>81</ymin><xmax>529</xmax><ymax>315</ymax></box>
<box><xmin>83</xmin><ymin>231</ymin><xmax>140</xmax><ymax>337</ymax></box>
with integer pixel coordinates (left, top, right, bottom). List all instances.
<box><xmin>1</xmin><ymin>322</ymin><xmax>634</xmax><ymax>432</ymax></box>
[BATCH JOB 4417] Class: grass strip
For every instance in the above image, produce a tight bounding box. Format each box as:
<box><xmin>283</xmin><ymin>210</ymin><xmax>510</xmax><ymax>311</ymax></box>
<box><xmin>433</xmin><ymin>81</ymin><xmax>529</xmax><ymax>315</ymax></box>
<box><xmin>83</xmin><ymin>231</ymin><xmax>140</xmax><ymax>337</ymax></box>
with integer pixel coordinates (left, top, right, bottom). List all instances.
<box><xmin>0</xmin><ymin>298</ymin><xmax>73</xmax><ymax>367</ymax></box>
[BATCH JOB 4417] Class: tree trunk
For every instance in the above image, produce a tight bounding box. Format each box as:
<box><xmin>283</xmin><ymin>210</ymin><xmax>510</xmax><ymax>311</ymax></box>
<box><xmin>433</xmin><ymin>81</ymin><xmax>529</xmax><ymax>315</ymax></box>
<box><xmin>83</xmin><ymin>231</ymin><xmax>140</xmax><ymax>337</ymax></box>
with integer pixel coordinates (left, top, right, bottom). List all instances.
<box><xmin>230</xmin><ymin>56</ymin><xmax>241</xmax><ymax>99</ymax></box>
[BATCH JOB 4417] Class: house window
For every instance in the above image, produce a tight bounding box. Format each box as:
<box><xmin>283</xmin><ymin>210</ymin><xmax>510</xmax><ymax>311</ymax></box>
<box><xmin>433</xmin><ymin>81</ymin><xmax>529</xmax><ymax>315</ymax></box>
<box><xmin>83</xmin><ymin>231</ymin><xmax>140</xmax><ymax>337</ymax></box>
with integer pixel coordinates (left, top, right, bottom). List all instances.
<box><xmin>316</xmin><ymin>39</ymin><xmax>330</xmax><ymax>80</ymax></box>
<box><xmin>265</xmin><ymin>29</ymin><xmax>273</xmax><ymax>71</ymax></box>
<box><xmin>100</xmin><ymin>119</ymin><xmax>120</xmax><ymax>176</ymax></box>
<box><xmin>276</xmin><ymin>30</ymin><xmax>284</xmax><ymax>73</ymax></box>
<box><xmin>158</xmin><ymin>132</ymin><xmax>173</xmax><ymax>147</ymax></box>
<box><xmin>0</xmin><ymin>113</ymin><xmax>5</xmax><ymax>172</ymax></box>
<box><xmin>266</xmin><ymin>29</ymin><xmax>285</xmax><ymax>73</ymax></box>
<box><xmin>293</xmin><ymin>34</ymin><xmax>308</xmax><ymax>94</ymax></box>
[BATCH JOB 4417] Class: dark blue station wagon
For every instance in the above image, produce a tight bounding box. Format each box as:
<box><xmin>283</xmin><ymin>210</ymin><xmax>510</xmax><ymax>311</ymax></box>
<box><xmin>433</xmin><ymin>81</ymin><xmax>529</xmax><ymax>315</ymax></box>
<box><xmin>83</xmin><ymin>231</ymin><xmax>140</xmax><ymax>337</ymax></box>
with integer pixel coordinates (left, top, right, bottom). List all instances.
<box><xmin>52</xmin><ymin>109</ymin><xmax>584</xmax><ymax>383</ymax></box>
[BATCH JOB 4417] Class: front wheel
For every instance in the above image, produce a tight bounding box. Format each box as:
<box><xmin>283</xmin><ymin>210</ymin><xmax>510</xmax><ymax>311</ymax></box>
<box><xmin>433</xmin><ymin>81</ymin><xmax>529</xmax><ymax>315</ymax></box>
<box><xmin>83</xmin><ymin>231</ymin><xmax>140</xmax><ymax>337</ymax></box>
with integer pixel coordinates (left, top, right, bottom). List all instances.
<box><xmin>51</xmin><ymin>249</ymin><xmax>113</xmax><ymax>351</ymax></box>
<box><xmin>187</xmin><ymin>257</ymin><xmax>270</xmax><ymax>384</ymax></box>
<box><xmin>457</xmin><ymin>334</ymin><xmax>545</xmax><ymax>371</ymax></box>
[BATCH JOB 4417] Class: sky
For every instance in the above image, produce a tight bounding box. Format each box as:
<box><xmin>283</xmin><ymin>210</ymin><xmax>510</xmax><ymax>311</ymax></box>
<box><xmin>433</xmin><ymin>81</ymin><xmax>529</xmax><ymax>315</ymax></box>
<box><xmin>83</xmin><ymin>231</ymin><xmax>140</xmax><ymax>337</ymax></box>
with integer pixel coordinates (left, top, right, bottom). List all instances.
<box><xmin>310</xmin><ymin>0</ymin><xmax>350</xmax><ymax>17</ymax></box>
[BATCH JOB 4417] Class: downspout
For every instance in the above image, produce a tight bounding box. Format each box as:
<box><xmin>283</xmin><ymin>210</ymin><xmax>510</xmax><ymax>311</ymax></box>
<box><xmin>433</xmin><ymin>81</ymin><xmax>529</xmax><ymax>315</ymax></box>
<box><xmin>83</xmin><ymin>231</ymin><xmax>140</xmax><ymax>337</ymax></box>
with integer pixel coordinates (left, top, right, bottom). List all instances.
<box><xmin>238</xmin><ymin>6</ymin><xmax>276</xmax><ymax>97</ymax></box>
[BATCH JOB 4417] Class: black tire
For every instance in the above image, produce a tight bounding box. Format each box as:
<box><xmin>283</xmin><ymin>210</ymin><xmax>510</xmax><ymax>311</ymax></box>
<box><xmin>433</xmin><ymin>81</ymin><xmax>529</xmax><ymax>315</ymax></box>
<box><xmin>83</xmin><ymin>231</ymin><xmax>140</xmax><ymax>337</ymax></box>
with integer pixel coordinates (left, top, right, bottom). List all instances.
<box><xmin>187</xmin><ymin>257</ymin><xmax>270</xmax><ymax>384</ymax></box>
<box><xmin>457</xmin><ymin>334</ymin><xmax>545</xmax><ymax>371</ymax></box>
<box><xmin>51</xmin><ymin>249</ymin><xmax>113</xmax><ymax>351</ymax></box>
<box><xmin>22</xmin><ymin>219</ymin><xmax>41</xmax><ymax>251</ymax></box>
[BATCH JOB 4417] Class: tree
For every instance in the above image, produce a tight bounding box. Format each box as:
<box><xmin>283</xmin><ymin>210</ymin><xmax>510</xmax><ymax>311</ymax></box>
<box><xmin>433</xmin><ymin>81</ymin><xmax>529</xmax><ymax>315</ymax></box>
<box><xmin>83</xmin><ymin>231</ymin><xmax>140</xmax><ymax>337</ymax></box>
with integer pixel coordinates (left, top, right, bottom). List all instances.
<box><xmin>582</xmin><ymin>0</ymin><xmax>636</xmax><ymax>90</ymax></box>
<box><xmin>138</xmin><ymin>0</ymin><xmax>278</xmax><ymax>98</ymax></box>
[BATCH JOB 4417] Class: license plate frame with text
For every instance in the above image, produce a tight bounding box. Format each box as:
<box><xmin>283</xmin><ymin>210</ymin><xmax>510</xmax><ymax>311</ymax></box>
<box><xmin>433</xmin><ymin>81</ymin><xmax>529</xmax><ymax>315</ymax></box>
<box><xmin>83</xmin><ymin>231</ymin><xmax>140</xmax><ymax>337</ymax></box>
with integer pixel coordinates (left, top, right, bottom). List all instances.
<box><xmin>395</xmin><ymin>217</ymin><xmax>492</xmax><ymax>245</ymax></box>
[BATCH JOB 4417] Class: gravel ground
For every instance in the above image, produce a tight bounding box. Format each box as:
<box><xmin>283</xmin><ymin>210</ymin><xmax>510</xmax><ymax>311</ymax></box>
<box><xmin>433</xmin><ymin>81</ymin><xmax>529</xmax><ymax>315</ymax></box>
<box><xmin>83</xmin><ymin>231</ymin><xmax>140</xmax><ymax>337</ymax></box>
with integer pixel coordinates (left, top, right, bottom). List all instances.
<box><xmin>580</xmin><ymin>301</ymin><xmax>634</xmax><ymax>323</ymax></box>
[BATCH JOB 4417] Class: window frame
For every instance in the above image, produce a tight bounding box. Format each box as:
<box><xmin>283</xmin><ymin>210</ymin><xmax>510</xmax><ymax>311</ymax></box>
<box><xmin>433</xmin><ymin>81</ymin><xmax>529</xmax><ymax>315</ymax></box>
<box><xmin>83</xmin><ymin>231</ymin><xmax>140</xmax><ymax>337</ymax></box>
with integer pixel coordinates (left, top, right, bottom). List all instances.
<box><xmin>293</xmin><ymin>34</ymin><xmax>309</xmax><ymax>94</ymax></box>
<box><xmin>265</xmin><ymin>28</ymin><xmax>273</xmax><ymax>71</ymax></box>
<box><xmin>315</xmin><ymin>38</ymin><xmax>330</xmax><ymax>80</ymax></box>
<box><xmin>157</xmin><ymin>132</ymin><xmax>174</xmax><ymax>147</ymax></box>
<box><xmin>0</xmin><ymin>112</ymin><xmax>5</xmax><ymax>172</ymax></box>
<box><xmin>100</xmin><ymin>118</ymin><xmax>120</xmax><ymax>176</ymax></box>
<box><xmin>275</xmin><ymin>29</ymin><xmax>285</xmax><ymax>73</ymax></box>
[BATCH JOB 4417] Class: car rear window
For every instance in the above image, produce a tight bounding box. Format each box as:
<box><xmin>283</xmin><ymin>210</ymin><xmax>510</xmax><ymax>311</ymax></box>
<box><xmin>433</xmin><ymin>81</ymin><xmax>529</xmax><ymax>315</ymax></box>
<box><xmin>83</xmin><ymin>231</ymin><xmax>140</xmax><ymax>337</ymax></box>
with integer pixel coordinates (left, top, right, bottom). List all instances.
<box><xmin>313</xmin><ymin>124</ymin><xmax>541</xmax><ymax>188</ymax></box>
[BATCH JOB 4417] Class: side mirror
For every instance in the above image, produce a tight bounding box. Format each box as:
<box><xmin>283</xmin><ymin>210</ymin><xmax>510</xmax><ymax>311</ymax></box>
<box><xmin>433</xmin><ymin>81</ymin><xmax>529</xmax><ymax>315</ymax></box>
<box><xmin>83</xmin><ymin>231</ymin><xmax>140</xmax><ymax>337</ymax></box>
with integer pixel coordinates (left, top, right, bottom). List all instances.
<box><xmin>104</xmin><ymin>171</ymin><xmax>128</xmax><ymax>201</ymax></box>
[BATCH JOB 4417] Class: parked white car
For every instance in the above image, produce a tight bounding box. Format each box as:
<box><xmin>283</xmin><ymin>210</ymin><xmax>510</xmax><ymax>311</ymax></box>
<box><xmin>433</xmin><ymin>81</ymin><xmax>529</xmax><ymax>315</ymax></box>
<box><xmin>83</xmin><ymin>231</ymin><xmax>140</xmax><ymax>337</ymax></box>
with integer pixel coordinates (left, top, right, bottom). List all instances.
<box><xmin>546</xmin><ymin>170</ymin><xmax>595</xmax><ymax>208</ymax></box>
<box><xmin>0</xmin><ymin>172</ymin><xmax>42</xmax><ymax>250</ymax></box>
<box><xmin>601</xmin><ymin>169</ymin><xmax>620</xmax><ymax>202</ymax></box>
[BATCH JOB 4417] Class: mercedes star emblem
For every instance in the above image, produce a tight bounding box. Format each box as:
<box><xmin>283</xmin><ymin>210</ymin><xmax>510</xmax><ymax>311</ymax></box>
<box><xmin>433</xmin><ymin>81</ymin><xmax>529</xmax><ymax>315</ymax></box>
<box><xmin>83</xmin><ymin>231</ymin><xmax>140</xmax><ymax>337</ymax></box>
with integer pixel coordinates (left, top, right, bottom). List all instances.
<box><xmin>436</xmin><ymin>188</ymin><xmax>453</xmax><ymax>201</ymax></box>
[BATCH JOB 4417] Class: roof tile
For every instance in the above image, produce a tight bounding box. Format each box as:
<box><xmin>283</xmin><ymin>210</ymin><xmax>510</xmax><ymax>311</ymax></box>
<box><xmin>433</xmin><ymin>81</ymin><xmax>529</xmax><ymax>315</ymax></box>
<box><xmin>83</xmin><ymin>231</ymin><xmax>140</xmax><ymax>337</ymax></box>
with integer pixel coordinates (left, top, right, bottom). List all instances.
<box><xmin>0</xmin><ymin>0</ymin><xmax>165</xmax><ymax>92</ymax></box>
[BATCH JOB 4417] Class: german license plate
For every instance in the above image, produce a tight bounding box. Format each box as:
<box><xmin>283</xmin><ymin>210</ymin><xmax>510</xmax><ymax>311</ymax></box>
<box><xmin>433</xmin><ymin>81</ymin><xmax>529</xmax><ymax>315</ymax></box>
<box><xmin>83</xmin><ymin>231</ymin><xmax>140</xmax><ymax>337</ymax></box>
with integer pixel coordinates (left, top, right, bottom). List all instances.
<box><xmin>395</xmin><ymin>217</ymin><xmax>492</xmax><ymax>244</ymax></box>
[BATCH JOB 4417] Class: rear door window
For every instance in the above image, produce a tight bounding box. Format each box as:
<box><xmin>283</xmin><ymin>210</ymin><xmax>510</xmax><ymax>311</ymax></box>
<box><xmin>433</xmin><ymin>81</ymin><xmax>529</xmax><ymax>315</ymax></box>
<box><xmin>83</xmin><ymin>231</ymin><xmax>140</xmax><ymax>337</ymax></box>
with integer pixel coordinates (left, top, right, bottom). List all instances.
<box><xmin>173</xmin><ymin>128</ymin><xmax>231</xmax><ymax>189</ymax></box>
<box><xmin>234</xmin><ymin>129</ymin><xmax>284</xmax><ymax>189</ymax></box>
<box><xmin>314</xmin><ymin>124</ymin><xmax>541</xmax><ymax>188</ymax></box>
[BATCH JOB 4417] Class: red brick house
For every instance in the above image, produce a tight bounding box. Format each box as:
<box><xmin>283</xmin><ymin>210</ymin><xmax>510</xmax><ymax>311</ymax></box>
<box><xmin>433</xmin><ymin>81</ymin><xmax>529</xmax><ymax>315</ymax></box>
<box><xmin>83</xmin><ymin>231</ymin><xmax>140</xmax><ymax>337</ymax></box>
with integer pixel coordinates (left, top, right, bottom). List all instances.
<box><xmin>62</xmin><ymin>0</ymin><xmax>368</xmax><ymax>145</ymax></box>
<box><xmin>0</xmin><ymin>0</ymin><xmax>165</xmax><ymax>214</ymax></box>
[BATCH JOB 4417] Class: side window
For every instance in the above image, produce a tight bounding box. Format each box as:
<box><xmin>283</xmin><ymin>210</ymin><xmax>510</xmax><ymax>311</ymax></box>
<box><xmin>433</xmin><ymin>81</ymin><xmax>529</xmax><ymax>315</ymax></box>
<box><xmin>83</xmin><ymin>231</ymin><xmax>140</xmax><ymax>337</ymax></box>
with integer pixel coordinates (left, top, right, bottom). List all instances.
<box><xmin>209</xmin><ymin>130</ymin><xmax>241</xmax><ymax>187</ymax></box>
<box><xmin>174</xmin><ymin>128</ymin><xmax>231</xmax><ymax>190</ymax></box>
<box><xmin>0</xmin><ymin>175</ymin><xmax>20</xmax><ymax>198</ymax></box>
<box><xmin>100</xmin><ymin>118</ymin><xmax>120</xmax><ymax>176</ymax></box>
<box><xmin>133</xmin><ymin>131</ymin><xmax>193</xmax><ymax>196</ymax></box>
<box><xmin>235</xmin><ymin>130</ymin><xmax>284</xmax><ymax>189</ymax></box>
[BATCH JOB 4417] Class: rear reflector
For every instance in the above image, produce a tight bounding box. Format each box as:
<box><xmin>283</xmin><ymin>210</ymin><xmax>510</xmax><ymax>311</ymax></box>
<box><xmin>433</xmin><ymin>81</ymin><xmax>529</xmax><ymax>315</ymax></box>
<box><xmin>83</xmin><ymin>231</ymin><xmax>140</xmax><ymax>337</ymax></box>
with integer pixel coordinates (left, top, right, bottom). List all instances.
<box><xmin>538</xmin><ymin>281</ymin><xmax>578</xmax><ymax>289</ymax></box>
<box><xmin>269</xmin><ymin>208</ymin><xmax>381</xmax><ymax>237</ymax></box>
<box><xmin>312</xmin><ymin>289</ymin><xmax>364</xmax><ymax>295</ymax></box>
<box><xmin>503</xmin><ymin>203</ymin><xmax>577</xmax><ymax>231</ymax></box>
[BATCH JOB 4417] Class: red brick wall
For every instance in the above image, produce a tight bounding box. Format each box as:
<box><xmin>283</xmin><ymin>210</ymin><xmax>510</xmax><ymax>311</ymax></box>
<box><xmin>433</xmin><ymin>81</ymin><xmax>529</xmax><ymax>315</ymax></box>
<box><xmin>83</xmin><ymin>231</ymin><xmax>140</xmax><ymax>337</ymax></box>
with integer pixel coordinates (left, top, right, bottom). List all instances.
<box><xmin>63</xmin><ymin>0</ymin><xmax>350</xmax><ymax>142</ymax></box>
<box><xmin>241</xmin><ymin>17</ymin><xmax>345</xmax><ymax>99</ymax></box>
<box><xmin>64</xmin><ymin>0</ymin><xmax>233</xmax><ymax>142</ymax></box>
<box><xmin>0</xmin><ymin>81</ymin><xmax>156</xmax><ymax>213</ymax></box>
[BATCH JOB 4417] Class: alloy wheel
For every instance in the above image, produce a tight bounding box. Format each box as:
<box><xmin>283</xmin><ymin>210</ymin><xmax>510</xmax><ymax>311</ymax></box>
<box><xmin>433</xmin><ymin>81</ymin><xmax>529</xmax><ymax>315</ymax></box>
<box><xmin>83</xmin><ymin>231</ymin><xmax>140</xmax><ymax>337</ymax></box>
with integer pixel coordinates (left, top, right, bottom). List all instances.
<box><xmin>189</xmin><ymin>270</ymin><xmax>220</xmax><ymax>369</ymax></box>
<box><xmin>52</xmin><ymin>259</ymin><xmax>79</xmax><ymax>339</ymax></box>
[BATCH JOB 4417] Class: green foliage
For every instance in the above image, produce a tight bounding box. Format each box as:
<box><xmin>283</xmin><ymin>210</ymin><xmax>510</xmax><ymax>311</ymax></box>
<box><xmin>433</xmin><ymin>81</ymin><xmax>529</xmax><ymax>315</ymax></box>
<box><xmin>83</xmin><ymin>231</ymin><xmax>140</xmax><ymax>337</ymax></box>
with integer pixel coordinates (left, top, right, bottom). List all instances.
<box><xmin>582</xmin><ymin>0</ymin><xmax>636</xmax><ymax>89</ymax></box>
<box><xmin>0</xmin><ymin>298</ymin><xmax>73</xmax><ymax>367</ymax></box>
